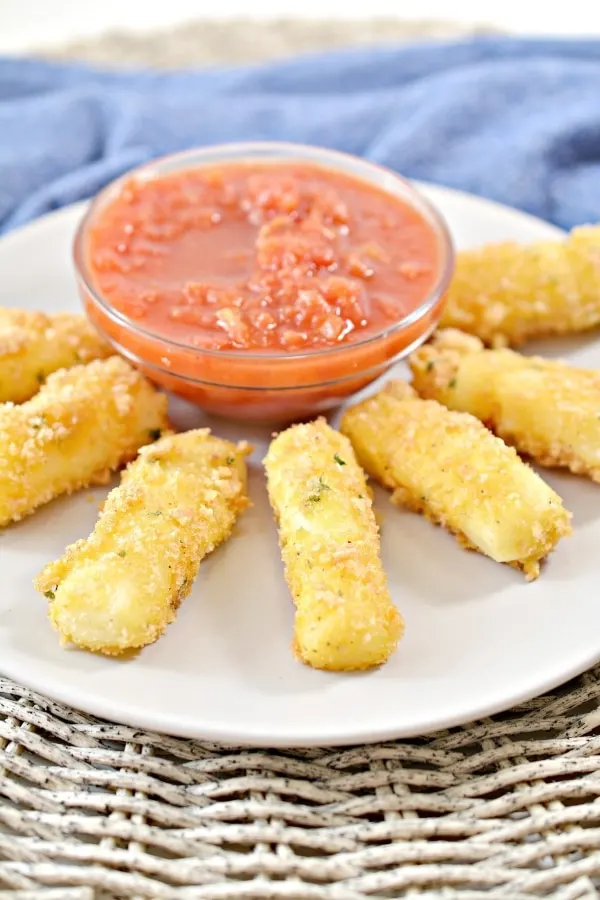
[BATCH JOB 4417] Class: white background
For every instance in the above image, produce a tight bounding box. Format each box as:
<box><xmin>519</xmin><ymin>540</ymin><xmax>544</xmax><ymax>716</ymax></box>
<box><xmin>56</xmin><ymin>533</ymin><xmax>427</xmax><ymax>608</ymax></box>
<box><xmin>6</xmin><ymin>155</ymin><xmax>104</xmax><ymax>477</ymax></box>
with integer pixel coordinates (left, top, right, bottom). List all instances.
<box><xmin>1</xmin><ymin>0</ymin><xmax>599</xmax><ymax>54</ymax></box>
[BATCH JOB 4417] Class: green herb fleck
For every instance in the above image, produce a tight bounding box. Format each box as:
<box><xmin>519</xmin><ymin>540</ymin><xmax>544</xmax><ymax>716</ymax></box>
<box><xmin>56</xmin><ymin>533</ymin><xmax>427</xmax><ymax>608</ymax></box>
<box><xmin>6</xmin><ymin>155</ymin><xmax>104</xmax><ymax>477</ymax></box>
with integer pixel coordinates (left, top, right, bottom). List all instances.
<box><xmin>118</xmin><ymin>550</ymin><xmax>126</xmax><ymax>558</ymax></box>
<box><xmin>44</xmin><ymin>590</ymin><xmax>55</xmax><ymax>600</ymax></box>
<box><xmin>448</xmin><ymin>378</ymin><xmax>457</xmax><ymax>389</ymax></box>
<box><xmin>148</xmin><ymin>510</ymin><xmax>162</xmax><ymax>517</ymax></box>
<box><xmin>426</xmin><ymin>360</ymin><xmax>435</xmax><ymax>372</ymax></box>
<box><xmin>307</xmin><ymin>476</ymin><xmax>331</xmax><ymax>503</ymax></box>
<box><xmin>333</xmin><ymin>454</ymin><xmax>346</xmax><ymax>466</ymax></box>
<box><xmin>225</xmin><ymin>456</ymin><xmax>235</xmax><ymax>464</ymax></box>
<box><xmin>148</xmin><ymin>428</ymin><xmax>162</xmax><ymax>441</ymax></box>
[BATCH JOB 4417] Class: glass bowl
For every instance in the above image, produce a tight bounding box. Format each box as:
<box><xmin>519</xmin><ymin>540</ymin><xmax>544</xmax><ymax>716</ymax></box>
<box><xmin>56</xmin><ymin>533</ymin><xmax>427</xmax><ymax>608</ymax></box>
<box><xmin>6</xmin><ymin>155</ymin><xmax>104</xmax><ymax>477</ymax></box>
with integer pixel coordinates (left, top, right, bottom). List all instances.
<box><xmin>74</xmin><ymin>141</ymin><xmax>454</xmax><ymax>423</ymax></box>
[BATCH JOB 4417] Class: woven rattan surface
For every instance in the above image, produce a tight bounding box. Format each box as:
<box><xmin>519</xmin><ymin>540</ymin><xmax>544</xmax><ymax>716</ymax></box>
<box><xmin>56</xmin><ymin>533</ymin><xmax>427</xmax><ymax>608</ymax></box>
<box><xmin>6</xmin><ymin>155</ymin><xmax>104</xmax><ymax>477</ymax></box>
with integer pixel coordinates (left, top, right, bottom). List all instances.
<box><xmin>4</xmin><ymin>16</ymin><xmax>598</xmax><ymax>900</ymax></box>
<box><xmin>2</xmin><ymin>668</ymin><xmax>600</xmax><ymax>900</ymax></box>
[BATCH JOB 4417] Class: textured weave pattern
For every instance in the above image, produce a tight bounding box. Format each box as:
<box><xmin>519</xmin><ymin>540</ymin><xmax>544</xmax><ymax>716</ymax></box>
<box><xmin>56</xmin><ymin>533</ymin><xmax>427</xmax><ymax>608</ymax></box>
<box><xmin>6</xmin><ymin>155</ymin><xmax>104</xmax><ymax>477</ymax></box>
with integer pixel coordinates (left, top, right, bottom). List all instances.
<box><xmin>2</xmin><ymin>672</ymin><xmax>600</xmax><ymax>899</ymax></box>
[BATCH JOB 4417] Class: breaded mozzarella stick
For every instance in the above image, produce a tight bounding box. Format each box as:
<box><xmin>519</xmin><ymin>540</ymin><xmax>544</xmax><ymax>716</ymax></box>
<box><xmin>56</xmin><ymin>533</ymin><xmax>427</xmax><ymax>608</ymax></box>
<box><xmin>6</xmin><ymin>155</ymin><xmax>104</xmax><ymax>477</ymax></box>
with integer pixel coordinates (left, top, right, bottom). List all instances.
<box><xmin>0</xmin><ymin>308</ymin><xmax>111</xmax><ymax>402</ymax></box>
<box><xmin>0</xmin><ymin>356</ymin><xmax>167</xmax><ymax>526</ymax></box>
<box><xmin>411</xmin><ymin>329</ymin><xmax>600</xmax><ymax>483</ymax></box>
<box><xmin>264</xmin><ymin>418</ymin><xmax>403</xmax><ymax>671</ymax></box>
<box><xmin>341</xmin><ymin>382</ymin><xmax>571</xmax><ymax>580</ymax></box>
<box><xmin>36</xmin><ymin>430</ymin><xmax>251</xmax><ymax>655</ymax></box>
<box><xmin>439</xmin><ymin>226</ymin><xmax>600</xmax><ymax>347</ymax></box>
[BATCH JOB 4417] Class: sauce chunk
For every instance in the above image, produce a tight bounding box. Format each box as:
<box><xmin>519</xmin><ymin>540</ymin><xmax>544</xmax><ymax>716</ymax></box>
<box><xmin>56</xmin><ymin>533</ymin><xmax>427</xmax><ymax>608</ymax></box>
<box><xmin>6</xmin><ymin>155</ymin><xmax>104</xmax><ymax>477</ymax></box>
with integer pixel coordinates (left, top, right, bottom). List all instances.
<box><xmin>88</xmin><ymin>162</ymin><xmax>440</xmax><ymax>354</ymax></box>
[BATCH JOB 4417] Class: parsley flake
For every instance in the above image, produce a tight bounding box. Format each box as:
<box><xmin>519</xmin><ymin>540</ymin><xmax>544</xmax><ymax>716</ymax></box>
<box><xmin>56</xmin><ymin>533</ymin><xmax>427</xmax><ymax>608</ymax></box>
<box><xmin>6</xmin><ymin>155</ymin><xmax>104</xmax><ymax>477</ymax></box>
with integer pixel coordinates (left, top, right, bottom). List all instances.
<box><xmin>44</xmin><ymin>590</ymin><xmax>55</xmax><ymax>600</ymax></box>
<box><xmin>307</xmin><ymin>476</ymin><xmax>331</xmax><ymax>503</ymax></box>
<box><xmin>333</xmin><ymin>454</ymin><xmax>346</xmax><ymax>466</ymax></box>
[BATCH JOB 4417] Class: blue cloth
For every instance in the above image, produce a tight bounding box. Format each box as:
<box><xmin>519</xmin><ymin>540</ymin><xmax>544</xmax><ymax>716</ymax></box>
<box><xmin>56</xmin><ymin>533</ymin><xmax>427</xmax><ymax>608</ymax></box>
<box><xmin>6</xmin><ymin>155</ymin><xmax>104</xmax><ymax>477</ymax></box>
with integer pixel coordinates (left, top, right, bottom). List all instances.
<box><xmin>1</xmin><ymin>36</ymin><xmax>600</xmax><ymax>234</ymax></box>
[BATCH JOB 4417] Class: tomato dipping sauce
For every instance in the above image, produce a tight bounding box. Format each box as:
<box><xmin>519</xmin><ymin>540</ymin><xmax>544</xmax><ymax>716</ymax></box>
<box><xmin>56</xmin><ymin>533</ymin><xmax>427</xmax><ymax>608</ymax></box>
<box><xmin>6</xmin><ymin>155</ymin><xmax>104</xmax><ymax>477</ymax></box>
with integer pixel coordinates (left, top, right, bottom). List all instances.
<box><xmin>76</xmin><ymin>144</ymin><xmax>453</xmax><ymax>421</ymax></box>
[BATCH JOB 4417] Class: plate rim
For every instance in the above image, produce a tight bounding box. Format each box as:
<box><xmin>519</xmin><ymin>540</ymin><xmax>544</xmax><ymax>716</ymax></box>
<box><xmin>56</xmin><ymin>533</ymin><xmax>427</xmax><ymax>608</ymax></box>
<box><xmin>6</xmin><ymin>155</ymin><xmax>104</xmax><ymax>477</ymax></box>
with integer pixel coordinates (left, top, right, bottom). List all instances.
<box><xmin>2</xmin><ymin>639</ymin><xmax>598</xmax><ymax>747</ymax></box>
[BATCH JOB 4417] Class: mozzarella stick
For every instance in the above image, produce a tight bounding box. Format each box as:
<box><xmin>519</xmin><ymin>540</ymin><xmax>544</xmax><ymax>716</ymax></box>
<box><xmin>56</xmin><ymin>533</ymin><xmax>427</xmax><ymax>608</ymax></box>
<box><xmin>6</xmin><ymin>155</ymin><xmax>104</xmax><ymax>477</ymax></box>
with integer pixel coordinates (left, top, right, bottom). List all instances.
<box><xmin>0</xmin><ymin>356</ymin><xmax>168</xmax><ymax>526</ymax></box>
<box><xmin>0</xmin><ymin>308</ymin><xmax>111</xmax><ymax>403</ymax></box>
<box><xmin>439</xmin><ymin>226</ymin><xmax>600</xmax><ymax>347</ymax></box>
<box><xmin>264</xmin><ymin>418</ymin><xmax>403</xmax><ymax>671</ymax></box>
<box><xmin>341</xmin><ymin>382</ymin><xmax>571</xmax><ymax>580</ymax></box>
<box><xmin>411</xmin><ymin>328</ymin><xmax>600</xmax><ymax>483</ymax></box>
<box><xmin>36</xmin><ymin>430</ymin><xmax>251</xmax><ymax>655</ymax></box>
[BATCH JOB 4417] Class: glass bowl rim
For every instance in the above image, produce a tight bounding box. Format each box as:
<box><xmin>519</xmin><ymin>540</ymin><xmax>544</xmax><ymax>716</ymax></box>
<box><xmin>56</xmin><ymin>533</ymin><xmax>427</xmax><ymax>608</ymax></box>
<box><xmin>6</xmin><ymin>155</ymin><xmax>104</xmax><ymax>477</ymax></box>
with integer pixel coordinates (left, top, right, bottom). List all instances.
<box><xmin>90</xmin><ymin>314</ymin><xmax>439</xmax><ymax>392</ymax></box>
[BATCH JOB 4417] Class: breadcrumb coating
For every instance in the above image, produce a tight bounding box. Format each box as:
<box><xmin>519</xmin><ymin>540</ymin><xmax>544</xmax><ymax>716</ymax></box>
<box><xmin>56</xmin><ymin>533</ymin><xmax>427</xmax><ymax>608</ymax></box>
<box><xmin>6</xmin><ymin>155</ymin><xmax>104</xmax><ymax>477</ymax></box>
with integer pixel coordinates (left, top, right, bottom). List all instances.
<box><xmin>0</xmin><ymin>308</ymin><xmax>111</xmax><ymax>403</ymax></box>
<box><xmin>439</xmin><ymin>226</ymin><xmax>600</xmax><ymax>346</ymax></box>
<box><xmin>36</xmin><ymin>430</ymin><xmax>251</xmax><ymax>656</ymax></box>
<box><xmin>264</xmin><ymin>418</ymin><xmax>403</xmax><ymax>671</ymax></box>
<box><xmin>411</xmin><ymin>328</ymin><xmax>600</xmax><ymax>483</ymax></box>
<box><xmin>0</xmin><ymin>356</ymin><xmax>168</xmax><ymax>526</ymax></box>
<box><xmin>341</xmin><ymin>382</ymin><xmax>571</xmax><ymax>581</ymax></box>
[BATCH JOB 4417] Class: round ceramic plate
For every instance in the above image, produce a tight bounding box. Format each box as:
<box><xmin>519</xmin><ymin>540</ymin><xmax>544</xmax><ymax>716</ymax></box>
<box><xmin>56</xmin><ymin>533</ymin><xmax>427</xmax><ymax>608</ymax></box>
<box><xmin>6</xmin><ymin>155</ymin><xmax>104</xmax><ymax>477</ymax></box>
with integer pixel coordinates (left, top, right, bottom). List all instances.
<box><xmin>1</xmin><ymin>184</ymin><xmax>598</xmax><ymax>748</ymax></box>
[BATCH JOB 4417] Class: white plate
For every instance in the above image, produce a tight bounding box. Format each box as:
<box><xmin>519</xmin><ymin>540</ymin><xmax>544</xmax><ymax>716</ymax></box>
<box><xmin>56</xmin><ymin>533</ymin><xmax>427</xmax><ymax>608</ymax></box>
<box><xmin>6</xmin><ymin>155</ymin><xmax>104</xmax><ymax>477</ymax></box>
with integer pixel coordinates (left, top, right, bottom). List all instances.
<box><xmin>1</xmin><ymin>184</ymin><xmax>598</xmax><ymax>748</ymax></box>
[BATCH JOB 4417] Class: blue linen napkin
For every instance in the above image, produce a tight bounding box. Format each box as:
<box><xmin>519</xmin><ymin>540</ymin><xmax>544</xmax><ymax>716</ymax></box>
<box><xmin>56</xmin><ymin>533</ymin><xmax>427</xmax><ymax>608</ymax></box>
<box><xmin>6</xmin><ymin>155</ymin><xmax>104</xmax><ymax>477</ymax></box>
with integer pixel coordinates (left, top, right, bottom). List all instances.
<box><xmin>1</xmin><ymin>36</ymin><xmax>600</xmax><ymax>234</ymax></box>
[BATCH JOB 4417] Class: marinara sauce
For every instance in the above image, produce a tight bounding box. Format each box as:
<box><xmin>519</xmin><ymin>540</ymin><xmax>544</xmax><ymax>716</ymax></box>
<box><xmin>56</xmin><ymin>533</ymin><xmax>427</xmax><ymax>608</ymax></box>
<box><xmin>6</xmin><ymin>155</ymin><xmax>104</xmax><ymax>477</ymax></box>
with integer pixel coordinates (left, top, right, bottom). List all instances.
<box><xmin>79</xmin><ymin>154</ymin><xmax>451</xmax><ymax>420</ymax></box>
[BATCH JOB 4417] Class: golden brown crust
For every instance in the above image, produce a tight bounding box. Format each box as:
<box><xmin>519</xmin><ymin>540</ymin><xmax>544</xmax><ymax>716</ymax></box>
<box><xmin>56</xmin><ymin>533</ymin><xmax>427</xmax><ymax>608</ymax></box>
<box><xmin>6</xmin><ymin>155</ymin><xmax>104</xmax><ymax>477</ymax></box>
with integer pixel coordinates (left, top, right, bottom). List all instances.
<box><xmin>264</xmin><ymin>418</ymin><xmax>403</xmax><ymax>671</ymax></box>
<box><xmin>0</xmin><ymin>356</ymin><xmax>168</xmax><ymax>526</ymax></box>
<box><xmin>0</xmin><ymin>307</ymin><xmax>111</xmax><ymax>403</ymax></box>
<box><xmin>439</xmin><ymin>226</ymin><xmax>600</xmax><ymax>347</ymax></box>
<box><xmin>341</xmin><ymin>383</ymin><xmax>571</xmax><ymax>581</ymax></box>
<box><xmin>410</xmin><ymin>328</ymin><xmax>483</xmax><ymax>397</ymax></box>
<box><xmin>36</xmin><ymin>430</ymin><xmax>251</xmax><ymax>655</ymax></box>
<box><xmin>411</xmin><ymin>329</ymin><xmax>600</xmax><ymax>483</ymax></box>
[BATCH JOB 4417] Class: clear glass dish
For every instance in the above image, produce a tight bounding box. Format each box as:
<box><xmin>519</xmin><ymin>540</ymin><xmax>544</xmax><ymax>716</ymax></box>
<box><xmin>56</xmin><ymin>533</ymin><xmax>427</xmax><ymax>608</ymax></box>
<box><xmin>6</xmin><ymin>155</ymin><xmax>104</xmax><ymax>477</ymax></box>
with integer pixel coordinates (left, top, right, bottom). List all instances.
<box><xmin>74</xmin><ymin>141</ymin><xmax>454</xmax><ymax>422</ymax></box>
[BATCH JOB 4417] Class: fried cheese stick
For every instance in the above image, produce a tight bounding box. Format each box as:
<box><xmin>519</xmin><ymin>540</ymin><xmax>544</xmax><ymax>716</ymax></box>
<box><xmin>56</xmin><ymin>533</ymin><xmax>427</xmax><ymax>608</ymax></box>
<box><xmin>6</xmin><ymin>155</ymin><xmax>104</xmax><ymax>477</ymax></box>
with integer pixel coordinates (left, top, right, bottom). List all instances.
<box><xmin>36</xmin><ymin>430</ymin><xmax>250</xmax><ymax>655</ymax></box>
<box><xmin>411</xmin><ymin>328</ymin><xmax>600</xmax><ymax>483</ymax></box>
<box><xmin>439</xmin><ymin>226</ymin><xmax>600</xmax><ymax>347</ymax></box>
<box><xmin>340</xmin><ymin>382</ymin><xmax>571</xmax><ymax>580</ymax></box>
<box><xmin>0</xmin><ymin>356</ymin><xmax>168</xmax><ymax>526</ymax></box>
<box><xmin>264</xmin><ymin>418</ymin><xmax>403</xmax><ymax>671</ymax></box>
<box><xmin>0</xmin><ymin>308</ymin><xmax>111</xmax><ymax>403</ymax></box>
